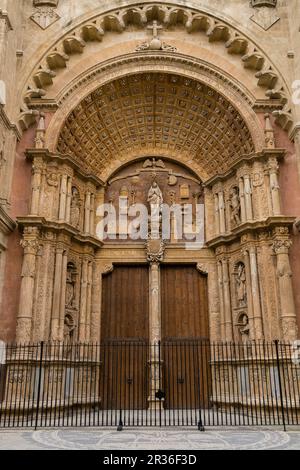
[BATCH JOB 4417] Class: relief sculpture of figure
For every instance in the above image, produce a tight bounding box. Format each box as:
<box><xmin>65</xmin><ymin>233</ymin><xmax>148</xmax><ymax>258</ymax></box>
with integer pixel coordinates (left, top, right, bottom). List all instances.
<box><xmin>147</xmin><ymin>181</ymin><xmax>163</xmax><ymax>209</ymax></box>
<box><xmin>70</xmin><ymin>187</ymin><xmax>80</xmax><ymax>229</ymax></box>
<box><xmin>230</xmin><ymin>187</ymin><xmax>241</xmax><ymax>226</ymax></box>
<box><xmin>236</xmin><ymin>263</ymin><xmax>247</xmax><ymax>306</ymax></box>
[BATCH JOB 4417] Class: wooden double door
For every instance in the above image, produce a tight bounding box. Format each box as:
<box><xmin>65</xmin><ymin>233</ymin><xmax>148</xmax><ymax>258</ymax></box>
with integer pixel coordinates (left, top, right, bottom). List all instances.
<box><xmin>100</xmin><ymin>264</ymin><xmax>209</xmax><ymax>409</ymax></box>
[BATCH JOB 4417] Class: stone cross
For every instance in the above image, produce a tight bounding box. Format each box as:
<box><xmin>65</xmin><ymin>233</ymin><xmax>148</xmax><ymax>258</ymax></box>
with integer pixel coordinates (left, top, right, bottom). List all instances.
<box><xmin>147</xmin><ymin>20</ymin><xmax>163</xmax><ymax>39</ymax></box>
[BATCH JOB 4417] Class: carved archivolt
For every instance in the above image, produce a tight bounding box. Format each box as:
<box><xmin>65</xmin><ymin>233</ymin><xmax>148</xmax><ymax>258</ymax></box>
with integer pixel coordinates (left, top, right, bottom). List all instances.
<box><xmin>20</xmin><ymin>2</ymin><xmax>291</xmax><ymax>130</ymax></box>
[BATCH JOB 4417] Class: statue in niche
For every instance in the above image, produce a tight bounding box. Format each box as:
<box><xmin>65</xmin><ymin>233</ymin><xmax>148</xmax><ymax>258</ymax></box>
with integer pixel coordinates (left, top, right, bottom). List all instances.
<box><xmin>147</xmin><ymin>181</ymin><xmax>163</xmax><ymax>208</ymax></box>
<box><xmin>237</xmin><ymin>313</ymin><xmax>250</xmax><ymax>343</ymax></box>
<box><xmin>230</xmin><ymin>187</ymin><xmax>241</xmax><ymax>226</ymax></box>
<box><xmin>63</xmin><ymin>313</ymin><xmax>75</xmax><ymax>344</ymax></box>
<box><xmin>236</xmin><ymin>263</ymin><xmax>247</xmax><ymax>307</ymax></box>
<box><xmin>70</xmin><ymin>187</ymin><xmax>81</xmax><ymax>229</ymax></box>
<box><xmin>65</xmin><ymin>262</ymin><xmax>77</xmax><ymax>308</ymax></box>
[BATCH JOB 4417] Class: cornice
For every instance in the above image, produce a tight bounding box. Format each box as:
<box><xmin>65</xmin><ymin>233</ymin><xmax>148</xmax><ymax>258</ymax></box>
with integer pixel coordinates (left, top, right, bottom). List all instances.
<box><xmin>0</xmin><ymin>104</ymin><xmax>21</xmax><ymax>140</ymax></box>
<box><xmin>204</xmin><ymin>149</ymin><xmax>285</xmax><ymax>187</ymax></box>
<box><xmin>0</xmin><ymin>206</ymin><xmax>16</xmax><ymax>235</ymax></box>
<box><xmin>16</xmin><ymin>217</ymin><xmax>103</xmax><ymax>249</ymax></box>
<box><xmin>207</xmin><ymin>216</ymin><xmax>295</xmax><ymax>248</ymax></box>
<box><xmin>25</xmin><ymin>149</ymin><xmax>105</xmax><ymax>187</ymax></box>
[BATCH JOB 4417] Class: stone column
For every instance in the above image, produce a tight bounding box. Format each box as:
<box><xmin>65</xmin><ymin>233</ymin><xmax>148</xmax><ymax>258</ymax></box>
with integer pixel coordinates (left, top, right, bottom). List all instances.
<box><xmin>30</xmin><ymin>161</ymin><xmax>43</xmax><ymax>216</ymax></box>
<box><xmin>214</xmin><ymin>193</ymin><xmax>220</xmax><ymax>235</ymax></box>
<box><xmin>16</xmin><ymin>230</ymin><xmax>40</xmax><ymax>343</ymax></box>
<box><xmin>218</xmin><ymin>191</ymin><xmax>226</xmax><ymax>233</ymax></box>
<box><xmin>91</xmin><ymin>262</ymin><xmax>102</xmax><ymax>342</ymax></box>
<box><xmin>268</xmin><ymin>157</ymin><xmax>281</xmax><ymax>216</ymax></box>
<box><xmin>238</xmin><ymin>177</ymin><xmax>246</xmax><ymax>223</ymax></box>
<box><xmin>248</xmin><ymin>246</ymin><xmax>264</xmax><ymax>339</ymax></box>
<box><xmin>217</xmin><ymin>260</ymin><xmax>225</xmax><ymax>339</ymax></box>
<box><xmin>90</xmin><ymin>194</ymin><xmax>95</xmax><ymax>236</ymax></box>
<box><xmin>148</xmin><ymin>261</ymin><xmax>162</xmax><ymax>409</ymax></box>
<box><xmin>206</xmin><ymin>262</ymin><xmax>221</xmax><ymax>341</ymax></box>
<box><xmin>58</xmin><ymin>251</ymin><xmax>68</xmax><ymax>340</ymax></box>
<box><xmin>84</xmin><ymin>192</ymin><xmax>91</xmax><ymax>234</ymax></box>
<box><xmin>243</xmin><ymin>249</ymin><xmax>255</xmax><ymax>340</ymax></box>
<box><xmin>65</xmin><ymin>178</ymin><xmax>72</xmax><ymax>223</ymax></box>
<box><xmin>221</xmin><ymin>258</ymin><xmax>233</xmax><ymax>341</ymax></box>
<box><xmin>59</xmin><ymin>174</ymin><xmax>68</xmax><ymax>221</ymax></box>
<box><xmin>85</xmin><ymin>262</ymin><xmax>93</xmax><ymax>342</ymax></box>
<box><xmin>79</xmin><ymin>259</ymin><xmax>88</xmax><ymax>342</ymax></box>
<box><xmin>51</xmin><ymin>246</ymin><xmax>64</xmax><ymax>340</ymax></box>
<box><xmin>273</xmin><ymin>231</ymin><xmax>298</xmax><ymax>341</ymax></box>
<box><xmin>244</xmin><ymin>174</ymin><xmax>253</xmax><ymax>221</ymax></box>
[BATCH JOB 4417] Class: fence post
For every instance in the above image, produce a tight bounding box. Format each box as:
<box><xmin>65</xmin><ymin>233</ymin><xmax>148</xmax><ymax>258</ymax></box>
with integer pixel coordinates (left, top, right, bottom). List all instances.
<box><xmin>274</xmin><ymin>340</ymin><xmax>286</xmax><ymax>432</ymax></box>
<box><xmin>35</xmin><ymin>341</ymin><xmax>44</xmax><ymax>431</ymax></box>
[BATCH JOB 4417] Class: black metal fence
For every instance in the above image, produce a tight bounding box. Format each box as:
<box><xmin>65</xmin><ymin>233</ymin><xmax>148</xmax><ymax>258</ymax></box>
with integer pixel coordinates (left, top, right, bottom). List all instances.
<box><xmin>0</xmin><ymin>340</ymin><xmax>299</xmax><ymax>429</ymax></box>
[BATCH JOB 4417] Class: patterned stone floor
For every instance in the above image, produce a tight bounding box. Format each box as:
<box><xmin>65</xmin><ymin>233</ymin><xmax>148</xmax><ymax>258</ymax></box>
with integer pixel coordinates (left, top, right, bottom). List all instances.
<box><xmin>0</xmin><ymin>428</ymin><xmax>300</xmax><ymax>450</ymax></box>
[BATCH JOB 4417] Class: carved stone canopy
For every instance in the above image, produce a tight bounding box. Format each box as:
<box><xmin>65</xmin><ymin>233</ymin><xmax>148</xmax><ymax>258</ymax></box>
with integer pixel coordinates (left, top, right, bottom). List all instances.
<box><xmin>251</xmin><ymin>0</ymin><xmax>277</xmax><ymax>7</ymax></box>
<box><xmin>33</xmin><ymin>0</ymin><xmax>58</xmax><ymax>6</ymax></box>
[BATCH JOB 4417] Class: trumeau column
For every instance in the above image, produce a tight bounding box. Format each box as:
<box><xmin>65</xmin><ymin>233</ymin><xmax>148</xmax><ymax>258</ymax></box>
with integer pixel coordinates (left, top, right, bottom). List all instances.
<box><xmin>248</xmin><ymin>246</ymin><xmax>264</xmax><ymax>339</ymax></box>
<box><xmin>16</xmin><ymin>228</ymin><xmax>40</xmax><ymax>343</ymax></box>
<box><xmin>273</xmin><ymin>228</ymin><xmax>298</xmax><ymax>341</ymax></box>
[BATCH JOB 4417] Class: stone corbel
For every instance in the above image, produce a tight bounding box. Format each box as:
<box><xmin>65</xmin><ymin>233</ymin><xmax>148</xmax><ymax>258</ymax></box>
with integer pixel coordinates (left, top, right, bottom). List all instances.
<box><xmin>100</xmin><ymin>263</ymin><xmax>114</xmax><ymax>276</ymax></box>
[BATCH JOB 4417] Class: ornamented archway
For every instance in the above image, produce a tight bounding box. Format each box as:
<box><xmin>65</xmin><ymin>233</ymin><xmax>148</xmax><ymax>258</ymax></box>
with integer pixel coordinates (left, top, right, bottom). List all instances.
<box><xmin>14</xmin><ymin>63</ymin><xmax>298</xmax><ymax>345</ymax></box>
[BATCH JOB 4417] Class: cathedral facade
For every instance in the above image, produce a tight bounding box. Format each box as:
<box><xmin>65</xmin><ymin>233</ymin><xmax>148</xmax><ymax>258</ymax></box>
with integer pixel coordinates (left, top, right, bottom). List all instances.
<box><xmin>0</xmin><ymin>0</ymin><xmax>300</xmax><ymax>347</ymax></box>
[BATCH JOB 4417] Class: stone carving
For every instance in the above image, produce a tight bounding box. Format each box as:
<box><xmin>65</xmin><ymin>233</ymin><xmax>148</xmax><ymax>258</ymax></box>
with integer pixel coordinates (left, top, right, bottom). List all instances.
<box><xmin>136</xmin><ymin>21</ymin><xmax>177</xmax><ymax>52</ymax></box>
<box><xmin>65</xmin><ymin>263</ymin><xmax>77</xmax><ymax>308</ymax></box>
<box><xmin>229</xmin><ymin>187</ymin><xmax>241</xmax><ymax>227</ymax></box>
<box><xmin>252</xmin><ymin>172</ymin><xmax>264</xmax><ymax>187</ymax></box>
<box><xmin>236</xmin><ymin>313</ymin><xmax>250</xmax><ymax>342</ymax></box>
<box><xmin>148</xmin><ymin>182</ymin><xmax>163</xmax><ymax>208</ymax></box>
<box><xmin>143</xmin><ymin>158</ymin><xmax>165</xmax><ymax>169</ymax></box>
<box><xmin>146</xmin><ymin>239</ymin><xmax>165</xmax><ymax>264</ymax></box>
<box><xmin>70</xmin><ymin>187</ymin><xmax>81</xmax><ymax>229</ymax></box>
<box><xmin>236</xmin><ymin>263</ymin><xmax>247</xmax><ymax>307</ymax></box>
<box><xmin>63</xmin><ymin>313</ymin><xmax>76</xmax><ymax>343</ymax></box>
<box><xmin>250</xmin><ymin>0</ymin><xmax>280</xmax><ymax>30</ymax></box>
<box><xmin>31</xmin><ymin>0</ymin><xmax>60</xmax><ymax>30</ymax></box>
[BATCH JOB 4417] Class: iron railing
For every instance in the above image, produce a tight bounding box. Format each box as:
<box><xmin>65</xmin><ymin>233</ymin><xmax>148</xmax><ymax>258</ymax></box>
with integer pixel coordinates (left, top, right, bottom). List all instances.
<box><xmin>0</xmin><ymin>340</ymin><xmax>299</xmax><ymax>429</ymax></box>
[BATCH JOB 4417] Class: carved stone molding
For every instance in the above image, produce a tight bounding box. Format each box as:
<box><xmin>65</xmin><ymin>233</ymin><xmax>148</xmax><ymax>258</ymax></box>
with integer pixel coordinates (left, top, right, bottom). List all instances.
<box><xmin>21</xmin><ymin>2</ymin><xmax>290</xmax><ymax>129</ymax></box>
<box><xmin>100</xmin><ymin>263</ymin><xmax>114</xmax><ymax>275</ymax></box>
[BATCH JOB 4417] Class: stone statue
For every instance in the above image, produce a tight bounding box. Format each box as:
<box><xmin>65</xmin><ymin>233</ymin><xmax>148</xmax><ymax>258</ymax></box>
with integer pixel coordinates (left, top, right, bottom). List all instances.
<box><xmin>70</xmin><ymin>187</ymin><xmax>80</xmax><ymax>229</ymax></box>
<box><xmin>237</xmin><ymin>313</ymin><xmax>250</xmax><ymax>343</ymax></box>
<box><xmin>63</xmin><ymin>313</ymin><xmax>75</xmax><ymax>344</ymax></box>
<box><xmin>230</xmin><ymin>187</ymin><xmax>241</xmax><ymax>226</ymax></box>
<box><xmin>65</xmin><ymin>268</ymin><xmax>75</xmax><ymax>308</ymax></box>
<box><xmin>147</xmin><ymin>181</ymin><xmax>163</xmax><ymax>208</ymax></box>
<box><xmin>236</xmin><ymin>263</ymin><xmax>247</xmax><ymax>306</ymax></box>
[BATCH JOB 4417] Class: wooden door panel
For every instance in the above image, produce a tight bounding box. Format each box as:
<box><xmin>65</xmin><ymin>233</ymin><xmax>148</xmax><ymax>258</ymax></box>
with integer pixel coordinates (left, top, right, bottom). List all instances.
<box><xmin>161</xmin><ymin>265</ymin><xmax>210</xmax><ymax>409</ymax></box>
<box><xmin>100</xmin><ymin>265</ymin><xmax>149</xmax><ymax>409</ymax></box>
